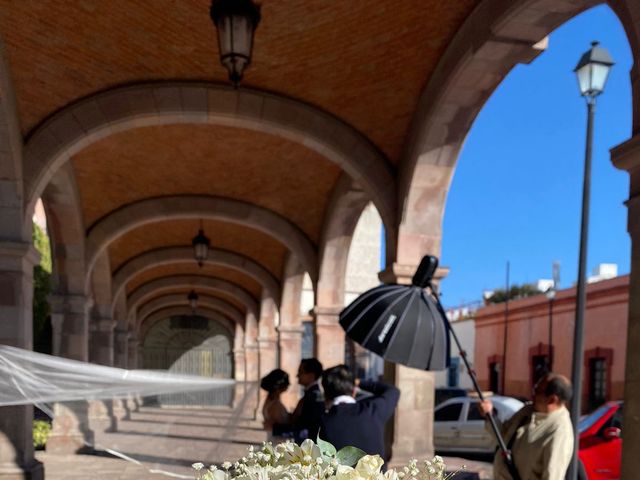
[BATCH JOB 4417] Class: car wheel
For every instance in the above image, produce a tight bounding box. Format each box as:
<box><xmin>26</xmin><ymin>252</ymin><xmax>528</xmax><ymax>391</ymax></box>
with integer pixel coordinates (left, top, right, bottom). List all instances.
<box><xmin>565</xmin><ymin>461</ymin><xmax>587</xmax><ymax>480</ymax></box>
<box><xmin>577</xmin><ymin>461</ymin><xmax>587</xmax><ymax>480</ymax></box>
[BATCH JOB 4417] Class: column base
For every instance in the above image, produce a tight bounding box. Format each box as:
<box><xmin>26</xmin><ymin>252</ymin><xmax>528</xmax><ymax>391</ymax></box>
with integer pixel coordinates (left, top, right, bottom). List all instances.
<box><xmin>384</xmin><ymin>364</ymin><xmax>435</xmax><ymax>465</ymax></box>
<box><xmin>88</xmin><ymin>400</ymin><xmax>116</xmax><ymax>435</ymax></box>
<box><xmin>0</xmin><ymin>460</ymin><xmax>44</xmax><ymax>480</ymax></box>
<box><xmin>47</xmin><ymin>402</ymin><xmax>94</xmax><ymax>454</ymax></box>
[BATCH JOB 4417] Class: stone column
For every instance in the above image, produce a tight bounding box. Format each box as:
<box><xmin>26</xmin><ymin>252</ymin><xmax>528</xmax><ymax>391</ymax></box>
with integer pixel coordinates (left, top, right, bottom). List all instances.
<box><xmin>257</xmin><ymin>294</ymin><xmax>278</xmax><ymax>421</ymax></box>
<box><xmin>611</xmin><ymin>135</ymin><xmax>640</xmax><ymax>478</ymax></box>
<box><xmin>378</xmin><ymin>264</ymin><xmax>447</xmax><ymax>465</ymax></box>
<box><xmin>312</xmin><ymin>306</ymin><xmax>344</xmax><ymax>367</ymax></box>
<box><xmin>257</xmin><ymin>337</ymin><xmax>278</xmax><ymax>421</ymax></box>
<box><xmin>90</xmin><ymin>318</ymin><xmax>116</xmax><ymax>366</ymax></box>
<box><xmin>47</xmin><ymin>293</ymin><xmax>94</xmax><ymax>454</ymax></box>
<box><xmin>127</xmin><ymin>335</ymin><xmax>138</xmax><ymax>369</ymax></box>
<box><xmin>0</xmin><ymin>241</ymin><xmax>44</xmax><ymax>480</ymax></box>
<box><xmin>234</xmin><ymin>348</ymin><xmax>246</xmax><ymax>382</ymax></box>
<box><xmin>126</xmin><ymin>336</ymin><xmax>140</xmax><ymax>411</ymax></box>
<box><xmin>111</xmin><ymin>329</ymin><xmax>129</xmax><ymax>425</ymax></box>
<box><xmin>277</xmin><ymin>325</ymin><xmax>304</xmax><ymax>410</ymax></box>
<box><xmin>88</xmin><ymin>318</ymin><xmax>117</xmax><ymax>433</ymax></box>
<box><xmin>113</xmin><ymin>329</ymin><xmax>129</xmax><ymax>369</ymax></box>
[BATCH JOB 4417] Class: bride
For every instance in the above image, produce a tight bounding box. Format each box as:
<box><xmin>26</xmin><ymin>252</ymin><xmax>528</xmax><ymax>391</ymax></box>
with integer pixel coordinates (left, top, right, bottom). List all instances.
<box><xmin>260</xmin><ymin>369</ymin><xmax>292</xmax><ymax>443</ymax></box>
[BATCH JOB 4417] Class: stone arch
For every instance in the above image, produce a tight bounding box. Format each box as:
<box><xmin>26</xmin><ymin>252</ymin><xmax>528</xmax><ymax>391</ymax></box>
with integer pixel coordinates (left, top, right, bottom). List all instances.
<box><xmin>111</xmin><ymin>246</ymin><xmax>280</xmax><ymax>317</ymax></box>
<box><xmin>316</xmin><ymin>174</ymin><xmax>371</xmax><ymax>308</ymax></box>
<box><xmin>313</xmin><ymin>174</ymin><xmax>371</xmax><ymax>366</ymax></box>
<box><xmin>137</xmin><ymin>293</ymin><xmax>245</xmax><ymax>328</ymax></box>
<box><xmin>127</xmin><ymin>275</ymin><xmax>259</xmax><ymax>320</ymax></box>
<box><xmin>395</xmin><ymin>0</ymin><xmax>640</xmax><ymax>266</ymax></box>
<box><xmin>90</xmin><ymin>251</ymin><xmax>112</xmax><ymax>318</ymax></box>
<box><xmin>22</xmin><ymin>82</ymin><xmax>397</xmax><ymax>246</ymax></box>
<box><xmin>138</xmin><ymin>303</ymin><xmax>236</xmax><ymax>343</ymax></box>
<box><xmin>84</xmin><ymin>195</ymin><xmax>317</xmax><ymax>290</ymax></box>
<box><xmin>139</xmin><ymin>306</ymin><xmax>237</xmax><ymax>345</ymax></box>
<box><xmin>0</xmin><ymin>38</ymin><xmax>24</xmax><ymax>239</ymax></box>
<box><xmin>42</xmin><ymin>163</ymin><xmax>87</xmax><ymax>295</ymax></box>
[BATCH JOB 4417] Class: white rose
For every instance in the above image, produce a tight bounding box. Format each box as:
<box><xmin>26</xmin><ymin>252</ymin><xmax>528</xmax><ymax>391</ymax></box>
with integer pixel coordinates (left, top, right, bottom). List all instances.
<box><xmin>212</xmin><ymin>470</ymin><xmax>227</xmax><ymax>480</ymax></box>
<box><xmin>335</xmin><ymin>464</ymin><xmax>362</xmax><ymax>480</ymax></box>
<box><xmin>355</xmin><ymin>455</ymin><xmax>384</xmax><ymax>477</ymax></box>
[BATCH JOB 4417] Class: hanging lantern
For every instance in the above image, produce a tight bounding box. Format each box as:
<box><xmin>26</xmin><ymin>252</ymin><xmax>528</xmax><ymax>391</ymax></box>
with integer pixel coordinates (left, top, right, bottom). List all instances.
<box><xmin>188</xmin><ymin>290</ymin><xmax>199</xmax><ymax>312</ymax></box>
<box><xmin>192</xmin><ymin>228</ymin><xmax>210</xmax><ymax>267</ymax></box>
<box><xmin>210</xmin><ymin>0</ymin><xmax>261</xmax><ymax>87</ymax></box>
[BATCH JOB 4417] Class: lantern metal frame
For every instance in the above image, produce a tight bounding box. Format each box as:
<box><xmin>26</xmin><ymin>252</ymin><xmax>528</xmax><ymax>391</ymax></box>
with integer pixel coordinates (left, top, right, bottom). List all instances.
<box><xmin>210</xmin><ymin>0</ymin><xmax>261</xmax><ymax>87</ymax></box>
<box><xmin>192</xmin><ymin>228</ymin><xmax>211</xmax><ymax>267</ymax></box>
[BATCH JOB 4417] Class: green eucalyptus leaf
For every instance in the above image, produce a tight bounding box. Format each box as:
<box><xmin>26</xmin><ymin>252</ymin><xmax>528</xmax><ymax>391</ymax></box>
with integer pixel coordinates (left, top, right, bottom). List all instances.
<box><xmin>336</xmin><ymin>446</ymin><xmax>366</xmax><ymax>467</ymax></box>
<box><xmin>316</xmin><ymin>436</ymin><xmax>337</xmax><ymax>457</ymax></box>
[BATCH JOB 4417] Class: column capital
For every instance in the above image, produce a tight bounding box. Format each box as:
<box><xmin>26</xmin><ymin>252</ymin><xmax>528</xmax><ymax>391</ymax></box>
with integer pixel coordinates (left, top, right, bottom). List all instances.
<box><xmin>90</xmin><ymin>318</ymin><xmax>117</xmax><ymax>333</ymax></box>
<box><xmin>114</xmin><ymin>329</ymin><xmax>130</xmax><ymax>342</ymax></box>
<box><xmin>49</xmin><ymin>293</ymin><xmax>93</xmax><ymax>313</ymax></box>
<box><xmin>378</xmin><ymin>262</ymin><xmax>449</xmax><ymax>285</ymax></box>
<box><xmin>0</xmin><ymin>241</ymin><xmax>39</xmax><ymax>269</ymax></box>
<box><xmin>258</xmin><ymin>337</ymin><xmax>277</xmax><ymax>346</ymax></box>
<box><xmin>277</xmin><ymin>325</ymin><xmax>304</xmax><ymax>339</ymax></box>
<box><xmin>312</xmin><ymin>305</ymin><xmax>342</xmax><ymax>326</ymax></box>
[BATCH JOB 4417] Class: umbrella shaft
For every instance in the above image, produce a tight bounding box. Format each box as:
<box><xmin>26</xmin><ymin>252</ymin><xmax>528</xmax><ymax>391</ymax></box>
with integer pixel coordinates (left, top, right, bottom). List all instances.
<box><xmin>428</xmin><ymin>284</ymin><xmax>513</xmax><ymax>460</ymax></box>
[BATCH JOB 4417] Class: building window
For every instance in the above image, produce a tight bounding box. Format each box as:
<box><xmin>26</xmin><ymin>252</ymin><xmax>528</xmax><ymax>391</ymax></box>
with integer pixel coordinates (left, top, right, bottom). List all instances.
<box><xmin>448</xmin><ymin>357</ymin><xmax>460</xmax><ymax>387</ymax></box>
<box><xmin>489</xmin><ymin>361</ymin><xmax>501</xmax><ymax>394</ymax></box>
<box><xmin>301</xmin><ymin>321</ymin><xmax>314</xmax><ymax>359</ymax></box>
<box><xmin>584</xmin><ymin>347</ymin><xmax>613</xmax><ymax>414</ymax></box>
<box><xmin>434</xmin><ymin>402</ymin><xmax>462</xmax><ymax>422</ymax></box>
<box><xmin>531</xmin><ymin>354</ymin><xmax>549</xmax><ymax>387</ymax></box>
<box><xmin>588</xmin><ymin>357</ymin><xmax>607</xmax><ymax>411</ymax></box>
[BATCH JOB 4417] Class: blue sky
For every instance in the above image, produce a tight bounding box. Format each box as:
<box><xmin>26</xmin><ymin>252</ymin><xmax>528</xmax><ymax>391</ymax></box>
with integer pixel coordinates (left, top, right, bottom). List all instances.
<box><xmin>438</xmin><ymin>5</ymin><xmax>633</xmax><ymax>307</ymax></box>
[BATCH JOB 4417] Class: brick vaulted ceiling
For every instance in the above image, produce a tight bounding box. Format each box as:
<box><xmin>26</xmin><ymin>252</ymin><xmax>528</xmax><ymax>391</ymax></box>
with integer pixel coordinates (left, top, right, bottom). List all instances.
<box><xmin>0</xmin><ymin>0</ymin><xmax>478</xmax><ymax>162</ymax></box>
<box><xmin>0</xmin><ymin>0</ymin><xmax>479</xmax><ymax>317</ymax></box>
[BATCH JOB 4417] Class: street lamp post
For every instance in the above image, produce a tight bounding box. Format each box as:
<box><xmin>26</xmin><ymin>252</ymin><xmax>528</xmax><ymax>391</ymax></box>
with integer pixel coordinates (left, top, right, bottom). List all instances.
<box><xmin>545</xmin><ymin>287</ymin><xmax>555</xmax><ymax>371</ymax></box>
<box><xmin>567</xmin><ymin>41</ymin><xmax>614</xmax><ymax>480</ymax></box>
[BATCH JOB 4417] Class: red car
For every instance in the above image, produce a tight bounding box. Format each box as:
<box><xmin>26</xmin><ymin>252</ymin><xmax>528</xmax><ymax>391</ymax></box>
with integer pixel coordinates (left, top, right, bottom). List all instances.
<box><xmin>578</xmin><ymin>401</ymin><xmax>623</xmax><ymax>479</ymax></box>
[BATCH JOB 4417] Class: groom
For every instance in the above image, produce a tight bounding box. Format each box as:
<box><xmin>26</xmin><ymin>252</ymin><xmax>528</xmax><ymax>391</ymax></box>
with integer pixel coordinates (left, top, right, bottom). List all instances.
<box><xmin>318</xmin><ymin>365</ymin><xmax>400</xmax><ymax>463</ymax></box>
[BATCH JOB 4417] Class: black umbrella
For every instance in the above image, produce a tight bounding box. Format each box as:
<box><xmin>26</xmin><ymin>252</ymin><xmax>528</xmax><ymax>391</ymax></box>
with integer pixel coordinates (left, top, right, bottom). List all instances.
<box><xmin>339</xmin><ymin>255</ymin><xmax>521</xmax><ymax>480</ymax></box>
<box><xmin>339</xmin><ymin>260</ymin><xmax>449</xmax><ymax>370</ymax></box>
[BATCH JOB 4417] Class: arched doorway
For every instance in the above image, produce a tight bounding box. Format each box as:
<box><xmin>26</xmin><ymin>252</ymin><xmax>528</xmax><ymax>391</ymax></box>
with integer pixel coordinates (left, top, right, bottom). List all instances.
<box><xmin>142</xmin><ymin>315</ymin><xmax>233</xmax><ymax>406</ymax></box>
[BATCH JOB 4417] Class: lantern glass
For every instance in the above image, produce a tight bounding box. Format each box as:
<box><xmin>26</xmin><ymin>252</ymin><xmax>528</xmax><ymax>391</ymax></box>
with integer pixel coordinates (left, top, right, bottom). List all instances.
<box><xmin>210</xmin><ymin>0</ymin><xmax>260</xmax><ymax>86</ymax></box>
<box><xmin>192</xmin><ymin>229</ymin><xmax>210</xmax><ymax>266</ymax></box>
<box><xmin>574</xmin><ymin>42</ymin><xmax>614</xmax><ymax>98</ymax></box>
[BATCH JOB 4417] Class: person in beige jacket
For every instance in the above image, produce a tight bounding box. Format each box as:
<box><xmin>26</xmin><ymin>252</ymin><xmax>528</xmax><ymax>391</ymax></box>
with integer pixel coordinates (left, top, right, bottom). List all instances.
<box><xmin>479</xmin><ymin>373</ymin><xmax>574</xmax><ymax>480</ymax></box>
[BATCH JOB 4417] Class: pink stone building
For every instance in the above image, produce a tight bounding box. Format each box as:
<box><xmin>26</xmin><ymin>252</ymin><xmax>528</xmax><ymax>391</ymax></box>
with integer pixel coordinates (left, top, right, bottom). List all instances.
<box><xmin>475</xmin><ymin>275</ymin><xmax>628</xmax><ymax>413</ymax></box>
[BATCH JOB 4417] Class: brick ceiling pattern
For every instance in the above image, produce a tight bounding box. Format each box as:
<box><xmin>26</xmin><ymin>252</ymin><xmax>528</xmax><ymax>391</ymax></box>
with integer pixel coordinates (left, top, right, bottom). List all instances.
<box><xmin>125</xmin><ymin>263</ymin><xmax>262</xmax><ymax>299</ymax></box>
<box><xmin>0</xmin><ymin>0</ymin><xmax>478</xmax><ymax>163</ymax></box>
<box><xmin>73</xmin><ymin>124</ymin><xmax>340</xmax><ymax>241</ymax></box>
<box><xmin>133</xmin><ymin>286</ymin><xmax>247</xmax><ymax>315</ymax></box>
<box><xmin>109</xmin><ymin>219</ymin><xmax>286</xmax><ymax>280</ymax></box>
<box><xmin>0</xmin><ymin>0</ymin><xmax>478</xmax><ymax>313</ymax></box>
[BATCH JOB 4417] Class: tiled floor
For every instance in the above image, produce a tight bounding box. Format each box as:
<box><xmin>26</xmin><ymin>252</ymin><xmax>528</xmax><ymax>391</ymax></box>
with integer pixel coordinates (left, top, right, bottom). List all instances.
<box><xmin>36</xmin><ymin>405</ymin><xmax>493</xmax><ymax>479</ymax></box>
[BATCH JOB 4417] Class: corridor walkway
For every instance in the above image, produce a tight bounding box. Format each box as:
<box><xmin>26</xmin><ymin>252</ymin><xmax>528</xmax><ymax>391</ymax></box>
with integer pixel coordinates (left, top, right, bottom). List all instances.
<box><xmin>35</xmin><ymin>405</ymin><xmax>492</xmax><ymax>480</ymax></box>
<box><xmin>38</xmin><ymin>405</ymin><xmax>267</xmax><ymax>480</ymax></box>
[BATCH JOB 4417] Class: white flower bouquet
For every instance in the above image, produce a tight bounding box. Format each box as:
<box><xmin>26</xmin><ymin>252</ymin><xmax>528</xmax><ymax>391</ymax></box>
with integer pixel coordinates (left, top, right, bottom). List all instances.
<box><xmin>193</xmin><ymin>438</ymin><xmax>461</xmax><ymax>480</ymax></box>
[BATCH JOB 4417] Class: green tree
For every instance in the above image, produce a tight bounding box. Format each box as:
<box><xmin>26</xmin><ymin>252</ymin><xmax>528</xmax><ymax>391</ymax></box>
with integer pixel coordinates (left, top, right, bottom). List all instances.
<box><xmin>32</xmin><ymin>223</ymin><xmax>52</xmax><ymax>353</ymax></box>
<box><xmin>485</xmin><ymin>283</ymin><xmax>542</xmax><ymax>304</ymax></box>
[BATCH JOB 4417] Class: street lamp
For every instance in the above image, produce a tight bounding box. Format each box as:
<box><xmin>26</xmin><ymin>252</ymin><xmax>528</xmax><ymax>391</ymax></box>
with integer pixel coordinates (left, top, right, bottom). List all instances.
<box><xmin>545</xmin><ymin>286</ymin><xmax>555</xmax><ymax>371</ymax></box>
<box><xmin>567</xmin><ymin>41</ymin><xmax>614</xmax><ymax>480</ymax></box>
<box><xmin>192</xmin><ymin>227</ymin><xmax>211</xmax><ymax>267</ymax></box>
<box><xmin>210</xmin><ymin>0</ymin><xmax>261</xmax><ymax>88</ymax></box>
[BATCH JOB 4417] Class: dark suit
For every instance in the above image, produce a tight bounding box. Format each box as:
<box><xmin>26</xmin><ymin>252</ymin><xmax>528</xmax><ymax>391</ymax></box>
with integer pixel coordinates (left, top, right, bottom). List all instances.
<box><xmin>319</xmin><ymin>380</ymin><xmax>400</xmax><ymax>461</ymax></box>
<box><xmin>292</xmin><ymin>383</ymin><xmax>324</xmax><ymax>441</ymax></box>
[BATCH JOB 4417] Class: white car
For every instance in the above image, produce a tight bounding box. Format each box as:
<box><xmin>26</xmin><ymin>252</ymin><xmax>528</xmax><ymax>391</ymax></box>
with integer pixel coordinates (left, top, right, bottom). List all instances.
<box><xmin>433</xmin><ymin>395</ymin><xmax>524</xmax><ymax>454</ymax></box>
